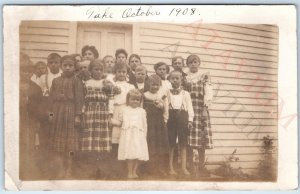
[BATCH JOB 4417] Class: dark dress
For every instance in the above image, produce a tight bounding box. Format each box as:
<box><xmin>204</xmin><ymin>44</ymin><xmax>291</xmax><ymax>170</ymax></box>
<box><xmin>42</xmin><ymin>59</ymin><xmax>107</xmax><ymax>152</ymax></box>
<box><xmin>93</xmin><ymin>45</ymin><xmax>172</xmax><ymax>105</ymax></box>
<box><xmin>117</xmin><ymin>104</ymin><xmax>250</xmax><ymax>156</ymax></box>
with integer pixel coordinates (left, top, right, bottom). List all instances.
<box><xmin>49</xmin><ymin>72</ymin><xmax>84</xmax><ymax>153</ymax></box>
<box><xmin>143</xmin><ymin>96</ymin><xmax>169</xmax><ymax>174</ymax></box>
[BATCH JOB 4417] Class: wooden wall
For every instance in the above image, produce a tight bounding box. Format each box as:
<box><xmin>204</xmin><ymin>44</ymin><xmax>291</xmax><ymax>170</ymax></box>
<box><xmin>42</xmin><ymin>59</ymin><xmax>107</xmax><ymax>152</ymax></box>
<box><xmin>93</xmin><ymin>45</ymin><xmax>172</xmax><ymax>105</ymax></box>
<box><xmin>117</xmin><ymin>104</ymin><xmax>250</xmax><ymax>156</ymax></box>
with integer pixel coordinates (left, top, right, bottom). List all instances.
<box><xmin>138</xmin><ymin>23</ymin><xmax>278</xmax><ymax>174</ymax></box>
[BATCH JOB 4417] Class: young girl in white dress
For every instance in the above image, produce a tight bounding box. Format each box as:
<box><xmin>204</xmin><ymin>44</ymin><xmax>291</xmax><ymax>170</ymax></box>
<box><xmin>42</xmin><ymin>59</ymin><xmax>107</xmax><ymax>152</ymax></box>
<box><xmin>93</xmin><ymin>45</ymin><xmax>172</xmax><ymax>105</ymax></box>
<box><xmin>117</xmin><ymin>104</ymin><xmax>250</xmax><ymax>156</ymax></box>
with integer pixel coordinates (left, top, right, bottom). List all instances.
<box><xmin>111</xmin><ymin>89</ymin><xmax>149</xmax><ymax>179</ymax></box>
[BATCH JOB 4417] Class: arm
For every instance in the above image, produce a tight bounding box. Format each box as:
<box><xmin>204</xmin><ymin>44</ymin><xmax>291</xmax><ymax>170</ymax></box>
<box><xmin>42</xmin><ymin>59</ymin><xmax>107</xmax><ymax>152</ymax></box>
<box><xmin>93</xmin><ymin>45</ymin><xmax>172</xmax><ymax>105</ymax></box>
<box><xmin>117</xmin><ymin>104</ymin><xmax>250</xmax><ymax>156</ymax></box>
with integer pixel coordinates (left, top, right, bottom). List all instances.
<box><xmin>142</xmin><ymin>109</ymin><xmax>147</xmax><ymax>137</ymax></box>
<box><xmin>186</xmin><ymin>92</ymin><xmax>194</xmax><ymax>122</ymax></box>
<box><xmin>162</xmin><ymin>95</ymin><xmax>169</xmax><ymax>123</ymax></box>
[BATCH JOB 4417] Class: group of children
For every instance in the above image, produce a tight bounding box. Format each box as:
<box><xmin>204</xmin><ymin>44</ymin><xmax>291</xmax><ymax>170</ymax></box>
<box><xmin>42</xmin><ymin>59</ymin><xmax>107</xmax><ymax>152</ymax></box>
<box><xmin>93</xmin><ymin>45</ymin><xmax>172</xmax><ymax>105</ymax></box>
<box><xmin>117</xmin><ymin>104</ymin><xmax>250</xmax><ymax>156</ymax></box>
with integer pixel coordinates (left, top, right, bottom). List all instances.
<box><xmin>21</xmin><ymin>45</ymin><xmax>214</xmax><ymax>179</ymax></box>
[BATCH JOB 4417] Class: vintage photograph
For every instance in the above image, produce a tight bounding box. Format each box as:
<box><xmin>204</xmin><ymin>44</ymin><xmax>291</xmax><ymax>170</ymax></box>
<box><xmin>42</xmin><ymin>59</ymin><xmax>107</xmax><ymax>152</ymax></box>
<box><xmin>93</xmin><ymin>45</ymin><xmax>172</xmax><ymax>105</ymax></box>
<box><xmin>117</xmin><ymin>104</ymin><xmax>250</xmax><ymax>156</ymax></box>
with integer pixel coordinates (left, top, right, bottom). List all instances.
<box><xmin>19</xmin><ymin>20</ymin><xmax>278</xmax><ymax>182</ymax></box>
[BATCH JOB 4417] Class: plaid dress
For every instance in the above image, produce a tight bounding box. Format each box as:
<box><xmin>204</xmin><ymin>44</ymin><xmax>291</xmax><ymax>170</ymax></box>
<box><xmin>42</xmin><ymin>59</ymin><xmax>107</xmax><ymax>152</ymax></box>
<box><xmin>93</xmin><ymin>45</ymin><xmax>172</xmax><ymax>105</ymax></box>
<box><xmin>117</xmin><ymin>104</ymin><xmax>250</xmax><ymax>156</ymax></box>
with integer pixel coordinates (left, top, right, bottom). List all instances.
<box><xmin>49</xmin><ymin>73</ymin><xmax>84</xmax><ymax>152</ymax></box>
<box><xmin>186</xmin><ymin>72</ymin><xmax>213</xmax><ymax>149</ymax></box>
<box><xmin>81</xmin><ymin>79</ymin><xmax>112</xmax><ymax>152</ymax></box>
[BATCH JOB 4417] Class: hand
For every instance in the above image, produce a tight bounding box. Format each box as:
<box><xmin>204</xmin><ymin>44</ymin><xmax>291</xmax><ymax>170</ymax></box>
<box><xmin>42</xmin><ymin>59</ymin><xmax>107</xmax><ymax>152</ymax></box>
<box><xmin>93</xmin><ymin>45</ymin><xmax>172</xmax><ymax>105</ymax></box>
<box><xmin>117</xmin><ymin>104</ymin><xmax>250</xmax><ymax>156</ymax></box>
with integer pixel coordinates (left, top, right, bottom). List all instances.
<box><xmin>75</xmin><ymin>115</ymin><xmax>81</xmax><ymax>128</ymax></box>
<box><xmin>188</xmin><ymin>121</ymin><xmax>193</xmax><ymax>130</ymax></box>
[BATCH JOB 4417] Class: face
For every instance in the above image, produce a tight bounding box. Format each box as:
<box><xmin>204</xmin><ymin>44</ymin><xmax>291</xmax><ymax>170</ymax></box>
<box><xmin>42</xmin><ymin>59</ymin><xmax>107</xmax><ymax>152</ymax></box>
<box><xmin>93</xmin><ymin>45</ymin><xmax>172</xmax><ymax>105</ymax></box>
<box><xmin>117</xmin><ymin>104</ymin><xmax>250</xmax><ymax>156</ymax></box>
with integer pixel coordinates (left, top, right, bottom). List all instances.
<box><xmin>129</xmin><ymin>57</ymin><xmax>141</xmax><ymax>71</ymax></box>
<box><xmin>116</xmin><ymin>53</ymin><xmax>127</xmax><ymax>63</ymax></box>
<box><xmin>47</xmin><ymin>58</ymin><xmax>61</xmax><ymax>74</ymax></box>
<box><xmin>156</xmin><ymin>65</ymin><xmax>168</xmax><ymax>79</ymax></box>
<box><xmin>188</xmin><ymin>59</ymin><xmax>200</xmax><ymax>73</ymax></box>
<box><xmin>172</xmin><ymin>58</ymin><xmax>184</xmax><ymax>71</ymax></box>
<box><xmin>135</xmin><ymin>70</ymin><xmax>146</xmax><ymax>83</ymax></box>
<box><xmin>91</xmin><ymin>65</ymin><xmax>103</xmax><ymax>80</ymax></box>
<box><xmin>169</xmin><ymin>72</ymin><xmax>182</xmax><ymax>89</ymax></box>
<box><xmin>79</xmin><ymin>61</ymin><xmax>89</xmax><ymax>73</ymax></box>
<box><xmin>104</xmin><ymin>57</ymin><xmax>115</xmax><ymax>73</ymax></box>
<box><xmin>128</xmin><ymin>95</ymin><xmax>141</xmax><ymax>108</ymax></box>
<box><xmin>115</xmin><ymin>68</ymin><xmax>127</xmax><ymax>81</ymax></box>
<box><xmin>35</xmin><ymin>65</ymin><xmax>47</xmax><ymax>77</ymax></box>
<box><xmin>149</xmin><ymin>81</ymin><xmax>160</xmax><ymax>94</ymax></box>
<box><xmin>83</xmin><ymin>50</ymin><xmax>95</xmax><ymax>61</ymax></box>
<box><xmin>61</xmin><ymin>61</ymin><xmax>75</xmax><ymax>75</ymax></box>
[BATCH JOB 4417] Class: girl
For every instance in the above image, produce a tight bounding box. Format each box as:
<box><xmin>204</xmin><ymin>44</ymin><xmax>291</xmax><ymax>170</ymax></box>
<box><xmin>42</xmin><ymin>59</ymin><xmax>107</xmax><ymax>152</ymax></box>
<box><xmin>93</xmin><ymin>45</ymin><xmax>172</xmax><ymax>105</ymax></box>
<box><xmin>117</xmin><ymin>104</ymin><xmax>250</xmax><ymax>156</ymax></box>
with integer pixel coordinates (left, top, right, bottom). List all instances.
<box><xmin>111</xmin><ymin>89</ymin><xmax>149</xmax><ymax>179</ymax></box>
<box><xmin>49</xmin><ymin>55</ymin><xmax>84</xmax><ymax>178</ymax></box>
<box><xmin>82</xmin><ymin>45</ymin><xmax>99</xmax><ymax>61</ymax></box>
<box><xmin>185</xmin><ymin>54</ymin><xmax>213</xmax><ymax>176</ymax></box>
<box><xmin>81</xmin><ymin>60</ymin><xmax>113</xmax><ymax>178</ymax></box>
<box><xmin>128</xmin><ymin>54</ymin><xmax>142</xmax><ymax>85</ymax></box>
<box><xmin>143</xmin><ymin>74</ymin><xmax>169</xmax><ymax>176</ymax></box>
<box><xmin>111</xmin><ymin>61</ymin><xmax>135</xmax><ymax>163</ymax></box>
<box><xmin>154</xmin><ymin>62</ymin><xmax>172</xmax><ymax>94</ymax></box>
<box><xmin>171</xmin><ymin>56</ymin><xmax>188</xmax><ymax>88</ymax></box>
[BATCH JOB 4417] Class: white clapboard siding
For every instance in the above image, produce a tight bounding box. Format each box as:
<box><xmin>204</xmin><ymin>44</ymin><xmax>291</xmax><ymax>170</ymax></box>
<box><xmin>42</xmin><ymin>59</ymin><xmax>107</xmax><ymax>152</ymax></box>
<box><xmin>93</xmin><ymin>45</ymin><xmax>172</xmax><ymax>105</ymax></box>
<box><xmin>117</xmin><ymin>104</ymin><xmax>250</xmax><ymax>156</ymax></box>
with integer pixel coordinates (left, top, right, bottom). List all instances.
<box><xmin>139</xmin><ymin>22</ymin><xmax>278</xmax><ymax>174</ymax></box>
<box><xmin>20</xmin><ymin>21</ymin><xmax>71</xmax><ymax>64</ymax></box>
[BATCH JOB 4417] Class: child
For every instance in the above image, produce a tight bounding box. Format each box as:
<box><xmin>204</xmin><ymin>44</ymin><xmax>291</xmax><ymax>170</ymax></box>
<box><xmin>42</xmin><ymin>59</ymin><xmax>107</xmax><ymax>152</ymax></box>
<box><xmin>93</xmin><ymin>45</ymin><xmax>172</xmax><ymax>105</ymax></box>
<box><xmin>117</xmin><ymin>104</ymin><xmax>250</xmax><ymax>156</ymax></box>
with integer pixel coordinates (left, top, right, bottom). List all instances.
<box><xmin>40</xmin><ymin>53</ymin><xmax>62</xmax><ymax>97</ymax></box>
<box><xmin>82</xmin><ymin>45</ymin><xmax>99</xmax><ymax>61</ymax></box>
<box><xmin>171</xmin><ymin>56</ymin><xmax>188</xmax><ymax>88</ymax></box>
<box><xmin>111</xmin><ymin>61</ymin><xmax>135</xmax><ymax>155</ymax></box>
<box><xmin>111</xmin><ymin>89</ymin><xmax>149</xmax><ymax>179</ymax></box>
<box><xmin>115</xmin><ymin>48</ymin><xmax>128</xmax><ymax>64</ymax></box>
<box><xmin>31</xmin><ymin>61</ymin><xmax>47</xmax><ymax>89</ymax></box>
<box><xmin>128</xmin><ymin>54</ymin><xmax>142</xmax><ymax>85</ymax></box>
<box><xmin>133</xmin><ymin>65</ymin><xmax>149</xmax><ymax>93</ymax></box>
<box><xmin>103</xmin><ymin>55</ymin><xmax>115</xmax><ymax>83</ymax></box>
<box><xmin>81</xmin><ymin>60</ymin><xmax>113</xmax><ymax>178</ymax></box>
<box><xmin>49</xmin><ymin>55</ymin><xmax>84</xmax><ymax>178</ymax></box>
<box><xmin>154</xmin><ymin>62</ymin><xmax>172</xmax><ymax>94</ymax></box>
<box><xmin>143</xmin><ymin>74</ymin><xmax>169</xmax><ymax>176</ymax></box>
<box><xmin>185</xmin><ymin>55</ymin><xmax>213</xmax><ymax>176</ymax></box>
<box><xmin>167</xmin><ymin>70</ymin><xmax>194</xmax><ymax>175</ymax></box>
<box><xmin>76</xmin><ymin>59</ymin><xmax>91</xmax><ymax>83</ymax></box>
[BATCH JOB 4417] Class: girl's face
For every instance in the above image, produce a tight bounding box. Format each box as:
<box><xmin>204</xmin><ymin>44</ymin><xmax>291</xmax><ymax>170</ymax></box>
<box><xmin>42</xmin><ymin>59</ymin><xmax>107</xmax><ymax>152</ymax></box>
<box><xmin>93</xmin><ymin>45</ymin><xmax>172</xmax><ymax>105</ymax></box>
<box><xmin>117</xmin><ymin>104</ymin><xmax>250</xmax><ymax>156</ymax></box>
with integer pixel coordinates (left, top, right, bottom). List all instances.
<box><xmin>83</xmin><ymin>50</ymin><xmax>95</xmax><ymax>61</ymax></box>
<box><xmin>104</xmin><ymin>57</ymin><xmax>115</xmax><ymax>73</ymax></box>
<box><xmin>35</xmin><ymin>65</ymin><xmax>47</xmax><ymax>77</ymax></box>
<box><xmin>149</xmin><ymin>81</ymin><xmax>160</xmax><ymax>94</ymax></box>
<box><xmin>188</xmin><ymin>59</ymin><xmax>200</xmax><ymax>73</ymax></box>
<box><xmin>115</xmin><ymin>68</ymin><xmax>127</xmax><ymax>81</ymax></box>
<box><xmin>61</xmin><ymin>61</ymin><xmax>75</xmax><ymax>75</ymax></box>
<box><xmin>172</xmin><ymin>58</ymin><xmax>184</xmax><ymax>71</ymax></box>
<box><xmin>116</xmin><ymin>53</ymin><xmax>127</xmax><ymax>63</ymax></box>
<box><xmin>156</xmin><ymin>65</ymin><xmax>168</xmax><ymax>79</ymax></box>
<box><xmin>135</xmin><ymin>70</ymin><xmax>146</xmax><ymax>83</ymax></box>
<box><xmin>47</xmin><ymin>58</ymin><xmax>61</xmax><ymax>74</ymax></box>
<box><xmin>128</xmin><ymin>95</ymin><xmax>141</xmax><ymax>108</ymax></box>
<box><xmin>91</xmin><ymin>65</ymin><xmax>103</xmax><ymax>80</ymax></box>
<box><xmin>169</xmin><ymin>73</ymin><xmax>182</xmax><ymax>89</ymax></box>
<box><xmin>129</xmin><ymin>57</ymin><xmax>141</xmax><ymax>71</ymax></box>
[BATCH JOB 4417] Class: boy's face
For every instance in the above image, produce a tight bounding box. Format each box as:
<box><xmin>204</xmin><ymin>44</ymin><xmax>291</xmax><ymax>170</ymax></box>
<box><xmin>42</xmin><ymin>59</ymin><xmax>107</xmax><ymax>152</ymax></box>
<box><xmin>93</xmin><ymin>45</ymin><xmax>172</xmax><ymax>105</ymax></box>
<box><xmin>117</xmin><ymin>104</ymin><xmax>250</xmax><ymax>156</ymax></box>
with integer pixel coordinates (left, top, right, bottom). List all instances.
<box><xmin>135</xmin><ymin>70</ymin><xmax>146</xmax><ymax>83</ymax></box>
<box><xmin>61</xmin><ymin>61</ymin><xmax>75</xmax><ymax>74</ymax></box>
<box><xmin>188</xmin><ymin>59</ymin><xmax>200</xmax><ymax>73</ymax></box>
<box><xmin>169</xmin><ymin>72</ymin><xmax>182</xmax><ymax>89</ymax></box>
<box><xmin>104</xmin><ymin>57</ymin><xmax>115</xmax><ymax>73</ymax></box>
<box><xmin>35</xmin><ymin>64</ymin><xmax>47</xmax><ymax>77</ymax></box>
<box><xmin>156</xmin><ymin>65</ymin><xmax>168</xmax><ymax>79</ymax></box>
<box><xmin>172</xmin><ymin>58</ymin><xmax>183</xmax><ymax>71</ymax></box>
<box><xmin>129</xmin><ymin>57</ymin><xmax>141</xmax><ymax>71</ymax></box>
<box><xmin>128</xmin><ymin>95</ymin><xmax>141</xmax><ymax>108</ymax></box>
<box><xmin>47</xmin><ymin>58</ymin><xmax>61</xmax><ymax>74</ymax></box>
<box><xmin>149</xmin><ymin>81</ymin><xmax>160</xmax><ymax>94</ymax></box>
<box><xmin>83</xmin><ymin>50</ymin><xmax>95</xmax><ymax>61</ymax></box>
<box><xmin>115</xmin><ymin>68</ymin><xmax>127</xmax><ymax>81</ymax></box>
<box><xmin>116</xmin><ymin>53</ymin><xmax>127</xmax><ymax>63</ymax></box>
<box><xmin>79</xmin><ymin>61</ymin><xmax>90</xmax><ymax>73</ymax></box>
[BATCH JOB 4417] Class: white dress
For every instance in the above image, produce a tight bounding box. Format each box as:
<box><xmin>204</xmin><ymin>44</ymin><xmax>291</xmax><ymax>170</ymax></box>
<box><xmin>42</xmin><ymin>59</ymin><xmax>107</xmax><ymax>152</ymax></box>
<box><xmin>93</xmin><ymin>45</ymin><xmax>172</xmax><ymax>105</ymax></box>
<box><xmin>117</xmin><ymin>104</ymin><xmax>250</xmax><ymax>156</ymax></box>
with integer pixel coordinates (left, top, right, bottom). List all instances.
<box><xmin>118</xmin><ymin>106</ymin><xmax>149</xmax><ymax>161</ymax></box>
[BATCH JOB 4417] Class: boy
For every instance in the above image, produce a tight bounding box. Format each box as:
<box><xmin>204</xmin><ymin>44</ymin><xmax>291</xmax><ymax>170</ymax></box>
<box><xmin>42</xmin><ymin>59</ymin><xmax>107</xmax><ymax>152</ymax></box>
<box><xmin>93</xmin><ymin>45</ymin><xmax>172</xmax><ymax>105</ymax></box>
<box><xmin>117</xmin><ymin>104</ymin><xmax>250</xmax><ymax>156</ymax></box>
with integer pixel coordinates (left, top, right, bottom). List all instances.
<box><xmin>31</xmin><ymin>61</ymin><xmax>47</xmax><ymax>89</ymax></box>
<box><xmin>133</xmin><ymin>65</ymin><xmax>149</xmax><ymax>93</ymax></box>
<box><xmin>167</xmin><ymin>70</ymin><xmax>194</xmax><ymax>175</ymax></box>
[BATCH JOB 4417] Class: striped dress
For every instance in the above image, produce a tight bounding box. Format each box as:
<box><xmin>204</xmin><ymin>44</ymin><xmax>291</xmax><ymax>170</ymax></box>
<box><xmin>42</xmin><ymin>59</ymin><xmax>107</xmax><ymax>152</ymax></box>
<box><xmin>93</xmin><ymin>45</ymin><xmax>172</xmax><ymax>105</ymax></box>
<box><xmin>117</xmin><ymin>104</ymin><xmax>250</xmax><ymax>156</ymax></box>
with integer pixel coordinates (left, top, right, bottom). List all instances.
<box><xmin>186</xmin><ymin>71</ymin><xmax>214</xmax><ymax>149</ymax></box>
<box><xmin>81</xmin><ymin>79</ymin><xmax>112</xmax><ymax>153</ymax></box>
